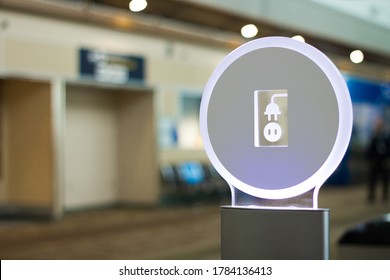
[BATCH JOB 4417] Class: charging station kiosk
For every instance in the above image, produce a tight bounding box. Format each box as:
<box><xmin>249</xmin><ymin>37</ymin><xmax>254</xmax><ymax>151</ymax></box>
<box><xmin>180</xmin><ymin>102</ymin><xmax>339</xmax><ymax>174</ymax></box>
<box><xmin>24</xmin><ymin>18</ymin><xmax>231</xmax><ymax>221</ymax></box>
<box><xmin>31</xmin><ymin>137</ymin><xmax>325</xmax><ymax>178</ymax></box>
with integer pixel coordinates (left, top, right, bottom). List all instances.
<box><xmin>199</xmin><ymin>37</ymin><xmax>353</xmax><ymax>259</ymax></box>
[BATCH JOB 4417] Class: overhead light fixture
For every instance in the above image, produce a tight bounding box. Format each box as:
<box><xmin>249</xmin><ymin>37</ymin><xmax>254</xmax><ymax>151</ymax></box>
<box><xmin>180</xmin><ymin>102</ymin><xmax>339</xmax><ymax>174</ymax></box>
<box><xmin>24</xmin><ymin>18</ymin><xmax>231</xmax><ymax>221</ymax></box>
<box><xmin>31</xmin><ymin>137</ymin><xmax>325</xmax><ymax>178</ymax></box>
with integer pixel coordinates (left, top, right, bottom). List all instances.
<box><xmin>129</xmin><ymin>0</ymin><xmax>147</xmax><ymax>12</ymax></box>
<box><xmin>350</xmin><ymin>50</ymin><xmax>364</xmax><ymax>64</ymax></box>
<box><xmin>292</xmin><ymin>35</ymin><xmax>305</xmax><ymax>43</ymax></box>
<box><xmin>241</xmin><ymin>24</ymin><xmax>258</xmax><ymax>39</ymax></box>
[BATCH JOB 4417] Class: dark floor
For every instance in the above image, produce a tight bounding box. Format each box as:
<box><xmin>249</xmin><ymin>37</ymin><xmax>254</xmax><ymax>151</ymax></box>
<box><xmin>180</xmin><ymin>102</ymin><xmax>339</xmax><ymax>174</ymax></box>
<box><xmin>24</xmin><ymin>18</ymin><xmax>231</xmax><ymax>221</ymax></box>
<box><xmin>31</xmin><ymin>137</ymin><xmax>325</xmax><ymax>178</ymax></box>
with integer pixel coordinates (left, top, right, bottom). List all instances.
<box><xmin>0</xmin><ymin>184</ymin><xmax>389</xmax><ymax>260</ymax></box>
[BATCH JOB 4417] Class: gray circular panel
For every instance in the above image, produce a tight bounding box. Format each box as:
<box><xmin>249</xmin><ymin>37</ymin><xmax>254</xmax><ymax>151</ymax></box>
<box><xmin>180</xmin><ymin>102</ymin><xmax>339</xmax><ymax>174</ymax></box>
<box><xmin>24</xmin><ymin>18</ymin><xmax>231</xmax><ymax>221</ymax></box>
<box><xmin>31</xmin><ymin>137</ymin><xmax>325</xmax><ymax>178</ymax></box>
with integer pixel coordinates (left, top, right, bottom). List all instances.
<box><xmin>200</xmin><ymin>37</ymin><xmax>352</xmax><ymax>199</ymax></box>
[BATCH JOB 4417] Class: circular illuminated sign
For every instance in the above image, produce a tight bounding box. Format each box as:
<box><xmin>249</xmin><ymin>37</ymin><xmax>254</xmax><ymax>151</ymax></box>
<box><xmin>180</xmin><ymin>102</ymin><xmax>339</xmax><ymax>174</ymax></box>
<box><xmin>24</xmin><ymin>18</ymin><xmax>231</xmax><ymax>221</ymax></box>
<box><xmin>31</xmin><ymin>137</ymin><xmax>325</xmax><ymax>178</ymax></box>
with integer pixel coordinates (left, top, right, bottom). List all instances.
<box><xmin>200</xmin><ymin>37</ymin><xmax>352</xmax><ymax>199</ymax></box>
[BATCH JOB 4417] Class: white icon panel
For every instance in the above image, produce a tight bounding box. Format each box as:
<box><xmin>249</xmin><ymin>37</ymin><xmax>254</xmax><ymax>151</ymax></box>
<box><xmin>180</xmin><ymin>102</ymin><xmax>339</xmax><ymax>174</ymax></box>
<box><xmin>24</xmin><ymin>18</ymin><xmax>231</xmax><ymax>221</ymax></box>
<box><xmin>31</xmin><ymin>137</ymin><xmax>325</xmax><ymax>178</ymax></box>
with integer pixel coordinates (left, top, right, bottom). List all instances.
<box><xmin>254</xmin><ymin>90</ymin><xmax>288</xmax><ymax>147</ymax></box>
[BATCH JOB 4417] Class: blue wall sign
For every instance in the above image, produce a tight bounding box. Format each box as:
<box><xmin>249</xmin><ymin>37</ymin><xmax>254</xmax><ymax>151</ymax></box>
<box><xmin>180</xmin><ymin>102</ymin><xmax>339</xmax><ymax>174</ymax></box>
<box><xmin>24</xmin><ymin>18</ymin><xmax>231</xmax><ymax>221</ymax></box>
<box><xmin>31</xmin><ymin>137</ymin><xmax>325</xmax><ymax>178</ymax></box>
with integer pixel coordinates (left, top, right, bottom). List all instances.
<box><xmin>79</xmin><ymin>48</ymin><xmax>145</xmax><ymax>84</ymax></box>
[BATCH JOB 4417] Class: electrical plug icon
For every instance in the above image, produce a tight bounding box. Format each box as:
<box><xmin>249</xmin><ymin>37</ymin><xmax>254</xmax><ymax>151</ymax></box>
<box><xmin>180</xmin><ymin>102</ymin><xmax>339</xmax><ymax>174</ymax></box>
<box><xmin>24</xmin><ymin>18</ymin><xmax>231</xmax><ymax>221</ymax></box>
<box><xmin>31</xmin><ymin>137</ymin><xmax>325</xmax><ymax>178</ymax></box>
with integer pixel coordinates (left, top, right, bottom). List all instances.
<box><xmin>264</xmin><ymin>102</ymin><xmax>281</xmax><ymax>121</ymax></box>
<box><xmin>263</xmin><ymin>93</ymin><xmax>287</xmax><ymax>143</ymax></box>
<box><xmin>254</xmin><ymin>90</ymin><xmax>288</xmax><ymax>147</ymax></box>
<box><xmin>264</xmin><ymin>93</ymin><xmax>287</xmax><ymax>121</ymax></box>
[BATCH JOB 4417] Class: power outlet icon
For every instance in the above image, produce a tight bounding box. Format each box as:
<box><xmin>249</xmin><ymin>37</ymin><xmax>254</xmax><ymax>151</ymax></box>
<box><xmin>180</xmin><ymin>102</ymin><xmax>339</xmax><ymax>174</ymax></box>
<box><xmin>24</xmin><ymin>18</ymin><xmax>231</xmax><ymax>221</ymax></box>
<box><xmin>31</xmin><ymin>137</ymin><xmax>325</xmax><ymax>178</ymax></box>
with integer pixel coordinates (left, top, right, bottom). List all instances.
<box><xmin>263</xmin><ymin>122</ymin><xmax>282</xmax><ymax>142</ymax></box>
<box><xmin>254</xmin><ymin>90</ymin><xmax>288</xmax><ymax>147</ymax></box>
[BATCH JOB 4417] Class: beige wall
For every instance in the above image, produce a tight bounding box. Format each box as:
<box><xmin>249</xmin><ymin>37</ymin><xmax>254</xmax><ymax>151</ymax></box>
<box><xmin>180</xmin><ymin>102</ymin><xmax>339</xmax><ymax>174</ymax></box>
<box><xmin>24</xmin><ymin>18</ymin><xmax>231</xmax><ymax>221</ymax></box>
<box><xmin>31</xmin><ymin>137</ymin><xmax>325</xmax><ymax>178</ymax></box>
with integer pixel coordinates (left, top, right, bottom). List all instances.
<box><xmin>0</xmin><ymin>79</ymin><xmax>54</xmax><ymax>207</ymax></box>
<box><xmin>65</xmin><ymin>84</ymin><xmax>158</xmax><ymax>209</ymax></box>
<box><xmin>5</xmin><ymin>38</ymin><xmax>75</xmax><ymax>77</ymax></box>
<box><xmin>0</xmin><ymin>89</ymin><xmax>5</xmax><ymax>202</ymax></box>
<box><xmin>117</xmin><ymin>90</ymin><xmax>159</xmax><ymax>204</ymax></box>
<box><xmin>0</xmin><ymin>9</ymin><xmax>226</xmax><ymax>85</ymax></box>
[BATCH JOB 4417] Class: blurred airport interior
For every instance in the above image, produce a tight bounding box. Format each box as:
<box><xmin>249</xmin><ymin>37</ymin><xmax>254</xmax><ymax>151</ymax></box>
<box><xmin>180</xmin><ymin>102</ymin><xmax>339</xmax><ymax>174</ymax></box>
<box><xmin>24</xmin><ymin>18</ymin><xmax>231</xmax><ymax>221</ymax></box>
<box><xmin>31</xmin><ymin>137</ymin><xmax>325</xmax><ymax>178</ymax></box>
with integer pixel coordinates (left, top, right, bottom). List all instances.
<box><xmin>1</xmin><ymin>0</ymin><xmax>390</xmax><ymax>259</ymax></box>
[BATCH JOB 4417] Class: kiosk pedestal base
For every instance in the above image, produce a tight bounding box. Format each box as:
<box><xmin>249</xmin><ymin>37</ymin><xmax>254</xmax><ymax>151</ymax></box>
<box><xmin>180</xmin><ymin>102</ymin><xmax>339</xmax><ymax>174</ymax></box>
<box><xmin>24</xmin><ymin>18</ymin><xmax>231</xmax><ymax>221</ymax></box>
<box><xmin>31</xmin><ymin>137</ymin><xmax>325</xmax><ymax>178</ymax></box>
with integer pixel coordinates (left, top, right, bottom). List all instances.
<box><xmin>221</xmin><ymin>206</ymin><xmax>329</xmax><ymax>260</ymax></box>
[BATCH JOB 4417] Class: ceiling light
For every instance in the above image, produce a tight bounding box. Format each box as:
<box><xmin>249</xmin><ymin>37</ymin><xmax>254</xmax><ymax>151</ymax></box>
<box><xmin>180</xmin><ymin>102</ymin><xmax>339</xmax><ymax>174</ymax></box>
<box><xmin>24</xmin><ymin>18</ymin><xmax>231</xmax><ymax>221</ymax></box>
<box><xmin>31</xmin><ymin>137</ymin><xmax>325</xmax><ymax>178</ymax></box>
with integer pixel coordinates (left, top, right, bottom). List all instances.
<box><xmin>241</xmin><ymin>24</ymin><xmax>258</xmax><ymax>38</ymax></box>
<box><xmin>292</xmin><ymin>35</ymin><xmax>305</xmax><ymax>43</ymax></box>
<box><xmin>129</xmin><ymin>0</ymin><xmax>147</xmax><ymax>12</ymax></box>
<box><xmin>350</xmin><ymin>50</ymin><xmax>364</xmax><ymax>64</ymax></box>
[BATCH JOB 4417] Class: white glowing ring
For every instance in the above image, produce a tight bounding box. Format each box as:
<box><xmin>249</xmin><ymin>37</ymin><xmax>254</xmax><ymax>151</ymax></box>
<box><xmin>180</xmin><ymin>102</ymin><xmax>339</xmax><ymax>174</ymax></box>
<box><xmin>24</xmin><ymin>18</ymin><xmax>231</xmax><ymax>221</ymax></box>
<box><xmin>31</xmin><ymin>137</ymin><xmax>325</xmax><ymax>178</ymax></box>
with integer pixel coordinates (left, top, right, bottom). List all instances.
<box><xmin>200</xmin><ymin>37</ymin><xmax>352</xmax><ymax>199</ymax></box>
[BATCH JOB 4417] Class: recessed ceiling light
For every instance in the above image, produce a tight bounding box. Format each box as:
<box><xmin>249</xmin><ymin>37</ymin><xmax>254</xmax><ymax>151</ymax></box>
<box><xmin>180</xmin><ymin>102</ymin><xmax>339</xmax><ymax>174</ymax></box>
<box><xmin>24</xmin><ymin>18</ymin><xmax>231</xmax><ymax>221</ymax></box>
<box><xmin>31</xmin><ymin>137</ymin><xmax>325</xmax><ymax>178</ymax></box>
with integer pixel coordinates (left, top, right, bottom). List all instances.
<box><xmin>129</xmin><ymin>0</ymin><xmax>147</xmax><ymax>12</ymax></box>
<box><xmin>350</xmin><ymin>50</ymin><xmax>364</xmax><ymax>64</ymax></box>
<box><xmin>241</xmin><ymin>24</ymin><xmax>258</xmax><ymax>38</ymax></box>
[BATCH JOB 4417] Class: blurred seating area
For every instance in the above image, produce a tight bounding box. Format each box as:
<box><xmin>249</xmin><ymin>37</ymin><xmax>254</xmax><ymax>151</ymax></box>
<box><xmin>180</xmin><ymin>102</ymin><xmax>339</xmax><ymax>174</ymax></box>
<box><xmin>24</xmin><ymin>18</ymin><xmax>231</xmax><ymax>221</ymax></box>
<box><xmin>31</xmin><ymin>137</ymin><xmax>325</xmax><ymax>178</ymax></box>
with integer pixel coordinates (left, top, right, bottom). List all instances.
<box><xmin>160</xmin><ymin>162</ymin><xmax>230</xmax><ymax>206</ymax></box>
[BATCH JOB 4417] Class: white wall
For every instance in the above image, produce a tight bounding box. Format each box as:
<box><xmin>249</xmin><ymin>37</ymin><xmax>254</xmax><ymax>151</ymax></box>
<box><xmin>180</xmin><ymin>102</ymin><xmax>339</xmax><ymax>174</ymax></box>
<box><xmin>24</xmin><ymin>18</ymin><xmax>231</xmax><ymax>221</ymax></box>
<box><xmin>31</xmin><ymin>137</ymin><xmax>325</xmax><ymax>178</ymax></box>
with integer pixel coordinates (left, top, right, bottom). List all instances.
<box><xmin>65</xmin><ymin>88</ymin><xmax>118</xmax><ymax>209</ymax></box>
